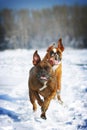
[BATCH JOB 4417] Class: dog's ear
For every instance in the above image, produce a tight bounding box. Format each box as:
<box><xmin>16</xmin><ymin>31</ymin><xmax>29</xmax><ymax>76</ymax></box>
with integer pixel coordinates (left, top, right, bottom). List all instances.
<box><xmin>33</xmin><ymin>50</ymin><xmax>41</xmax><ymax>66</ymax></box>
<box><xmin>47</xmin><ymin>44</ymin><xmax>54</xmax><ymax>52</ymax></box>
<box><xmin>57</xmin><ymin>38</ymin><xmax>64</xmax><ymax>52</ymax></box>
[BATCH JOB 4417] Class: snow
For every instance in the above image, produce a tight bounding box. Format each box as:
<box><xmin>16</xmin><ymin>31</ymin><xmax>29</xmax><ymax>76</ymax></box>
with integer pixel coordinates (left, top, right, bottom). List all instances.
<box><xmin>0</xmin><ymin>48</ymin><xmax>87</xmax><ymax>130</ymax></box>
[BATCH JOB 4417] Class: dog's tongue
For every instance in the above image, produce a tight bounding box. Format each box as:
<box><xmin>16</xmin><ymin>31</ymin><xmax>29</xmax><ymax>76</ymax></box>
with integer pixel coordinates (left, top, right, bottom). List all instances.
<box><xmin>54</xmin><ymin>60</ymin><xmax>59</xmax><ymax>65</ymax></box>
<box><xmin>49</xmin><ymin>58</ymin><xmax>59</xmax><ymax>65</ymax></box>
<box><xmin>40</xmin><ymin>76</ymin><xmax>47</xmax><ymax>80</ymax></box>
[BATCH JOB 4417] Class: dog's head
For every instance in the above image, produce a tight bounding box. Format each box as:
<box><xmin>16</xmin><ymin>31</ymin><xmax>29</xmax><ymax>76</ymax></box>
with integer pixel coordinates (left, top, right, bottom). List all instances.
<box><xmin>45</xmin><ymin>38</ymin><xmax>64</xmax><ymax>66</ymax></box>
<box><xmin>33</xmin><ymin>50</ymin><xmax>53</xmax><ymax>83</ymax></box>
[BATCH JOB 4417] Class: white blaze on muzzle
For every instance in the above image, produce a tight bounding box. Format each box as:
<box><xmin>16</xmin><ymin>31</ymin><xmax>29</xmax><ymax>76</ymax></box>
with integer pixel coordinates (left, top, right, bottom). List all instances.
<box><xmin>53</xmin><ymin>48</ymin><xmax>57</xmax><ymax>53</ymax></box>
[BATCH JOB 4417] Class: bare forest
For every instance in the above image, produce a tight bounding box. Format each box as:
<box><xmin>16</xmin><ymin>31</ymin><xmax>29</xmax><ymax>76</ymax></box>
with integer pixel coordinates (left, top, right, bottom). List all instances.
<box><xmin>0</xmin><ymin>5</ymin><xmax>87</xmax><ymax>50</ymax></box>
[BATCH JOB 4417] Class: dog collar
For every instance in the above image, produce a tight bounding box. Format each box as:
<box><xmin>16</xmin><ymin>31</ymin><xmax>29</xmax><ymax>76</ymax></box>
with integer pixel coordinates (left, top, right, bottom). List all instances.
<box><xmin>39</xmin><ymin>81</ymin><xmax>47</xmax><ymax>91</ymax></box>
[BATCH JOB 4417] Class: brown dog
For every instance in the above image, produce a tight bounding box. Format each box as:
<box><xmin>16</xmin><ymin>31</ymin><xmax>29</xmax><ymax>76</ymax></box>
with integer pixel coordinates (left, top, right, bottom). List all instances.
<box><xmin>43</xmin><ymin>38</ymin><xmax>64</xmax><ymax>103</ymax></box>
<box><xmin>28</xmin><ymin>50</ymin><xmax>57</xmax><ymax>119</ymax></box>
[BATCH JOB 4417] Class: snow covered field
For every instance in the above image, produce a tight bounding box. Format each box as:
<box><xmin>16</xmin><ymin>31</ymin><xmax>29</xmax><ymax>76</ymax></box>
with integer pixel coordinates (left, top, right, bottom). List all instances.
<box><xmin>0</xmin><ymin>48</ymin><xmax>87</xmax><ymax>130</ymax></box>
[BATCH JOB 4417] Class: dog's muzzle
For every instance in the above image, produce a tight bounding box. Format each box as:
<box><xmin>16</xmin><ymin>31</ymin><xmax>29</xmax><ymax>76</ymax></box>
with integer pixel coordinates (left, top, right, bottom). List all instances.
<box><xmin>37</xmin><ymin>69</ymin><xmax>50</xmax><ymax>82</ymax></box>
<box><xmin>49</xmin><ymin>51</ymin><xmax>61</xmax><ymax>66</ymax></box>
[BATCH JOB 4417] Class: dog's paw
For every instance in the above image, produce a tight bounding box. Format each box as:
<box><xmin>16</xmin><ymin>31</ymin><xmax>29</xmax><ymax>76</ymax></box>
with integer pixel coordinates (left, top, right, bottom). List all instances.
<box><xmin>40</xmin><ymin>113</ymin><xmax>47</xmax><ymax>120</ymax></box>
<box><xmin>33</xmin><ymin>104</ymin><xmax>37</xmax><ymax>111</ymax></box>
<box><xmin>57</xmin><ymin>95</ymin><xmax>63</xmax><ymax>105</ymax></box>
<box><xmin>58</xmin><ymin>100</ymin><xmax>63</xmax><ymax>105</ymax></box>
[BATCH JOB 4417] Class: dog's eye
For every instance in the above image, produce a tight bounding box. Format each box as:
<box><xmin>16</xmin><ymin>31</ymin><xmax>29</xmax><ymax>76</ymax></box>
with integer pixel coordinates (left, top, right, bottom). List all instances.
<box><xmin>57</xmin><ymin>51</ymin><xmax>60</xmax><ymax>56</ymax></box>
<box><xmin>50</xmin><ymin>51</ymin><xmax>55</xmax><ymax>56</ymax></box>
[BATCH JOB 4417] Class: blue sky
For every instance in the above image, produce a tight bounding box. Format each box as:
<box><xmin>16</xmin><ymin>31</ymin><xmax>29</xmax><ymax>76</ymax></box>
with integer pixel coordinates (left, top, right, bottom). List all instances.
<box><xmin>0</xmin><ymin>0</ymin><xmax>87</xmax><ymax>10</ymax></box>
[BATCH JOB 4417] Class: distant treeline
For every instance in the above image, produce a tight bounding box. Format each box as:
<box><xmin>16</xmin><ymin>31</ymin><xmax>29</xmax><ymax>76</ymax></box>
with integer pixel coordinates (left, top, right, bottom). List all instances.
<box><xmin>0</xmin><ymin>5</ymin><xmax>87</xmax><ymax>50</ymax></box>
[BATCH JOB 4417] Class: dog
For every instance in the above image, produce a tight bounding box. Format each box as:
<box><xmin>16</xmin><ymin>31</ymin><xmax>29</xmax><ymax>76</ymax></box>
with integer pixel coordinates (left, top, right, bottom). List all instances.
<box><xmin>43</xmin><ymin>38</ymin><xmax>64</xmax><ymax>104</ymax></box>
<box><xmin>28</xmin><ymin>50</ymin><xmax>57</xmax><ymax>119</ymax></box>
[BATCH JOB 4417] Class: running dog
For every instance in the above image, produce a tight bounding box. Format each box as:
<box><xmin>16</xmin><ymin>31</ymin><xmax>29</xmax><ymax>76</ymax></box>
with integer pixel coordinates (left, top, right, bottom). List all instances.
<box><xmin>43</xmin><ymin>38</ymin><xmax>64</xmax><ymax>103</ymax></box>
<box><xmin>28</xmin><ymin>50</ymin><xmax>57</xmax><ymax>119</ymax></box>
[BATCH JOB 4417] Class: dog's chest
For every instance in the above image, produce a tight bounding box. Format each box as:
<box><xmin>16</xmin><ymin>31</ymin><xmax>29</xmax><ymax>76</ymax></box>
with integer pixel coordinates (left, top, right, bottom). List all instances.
<box><xmin>52</xmin><ymin>62</ymin><xmax>61</xmax><ymax>72</ymax></box>
<box><xmin>52</xmin><ymin>64</ymin><xmax>59</xmax><ymax>72</ymax></box>
<box><xmin>39</xmin><ymin>81</ymin><xmax>47</xmax><ymax>91</ymax></box>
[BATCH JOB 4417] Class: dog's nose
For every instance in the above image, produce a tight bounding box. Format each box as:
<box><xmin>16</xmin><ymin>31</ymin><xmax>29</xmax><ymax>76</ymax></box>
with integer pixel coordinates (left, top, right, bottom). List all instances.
<box><xmin>41</xmin><ymin>69</ymin><xmax>46</xmax><ymax>75</ymax></box>
<box><xmin>55</xmin><ymin>54</ymin><xmax>59</xmax><ymax>60</ymax></box>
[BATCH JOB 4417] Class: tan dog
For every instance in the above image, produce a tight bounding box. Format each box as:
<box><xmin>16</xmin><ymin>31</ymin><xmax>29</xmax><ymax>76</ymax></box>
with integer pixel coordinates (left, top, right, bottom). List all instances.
<box><xmin>43</xmin><ymin>38</ymin><xmax>64</xmax><ymax>103</ymax></box>
<box><xmin>28</xmin><ymin>50</ymin><xmax>57</xmax><ymax>119</ymax></box>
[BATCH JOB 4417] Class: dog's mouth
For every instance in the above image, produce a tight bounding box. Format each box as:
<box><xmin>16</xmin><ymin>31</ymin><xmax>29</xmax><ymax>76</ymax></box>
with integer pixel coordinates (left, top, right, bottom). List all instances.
<box><xmin>49</xmin><ymin>58</ymin><xmax>60</xmax><ymax>66</ymax></box>
<box><xmin>40</xmin><ymin>76</ymin><xmax>48</xmax><ymax>81</ymax></box>
<box><xmin>37</xmin><ymin>72</ymin><xmax>49</xmax><ymax>82</ymax></box>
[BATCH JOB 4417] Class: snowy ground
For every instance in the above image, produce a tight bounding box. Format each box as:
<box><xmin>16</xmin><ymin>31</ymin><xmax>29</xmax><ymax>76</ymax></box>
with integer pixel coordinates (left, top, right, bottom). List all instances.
<box><xmin>0</xmin><ymin>48</ymin><xmax>87</xmax><ymax>130</ymax></box>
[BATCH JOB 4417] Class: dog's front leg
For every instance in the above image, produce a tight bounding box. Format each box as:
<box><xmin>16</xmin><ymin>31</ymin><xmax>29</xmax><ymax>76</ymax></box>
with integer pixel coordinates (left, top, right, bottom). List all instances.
<box><xmin>34</xmin><ymin>92</ymin><xmax>43</xmax><ymax>106</ymax></box>
<box><xmin>41</xmin><ymin>90</ymin><xmax>56</xmax><ymax>119</ymax></box>
<box><xmin>56</xmin><ymin>75</ymin><xmax>63</xmax><ymax>104</ymax></box>
<box><xmin>57</xmin><ymin>90</ymin><xmax>63</xmax><ymax>104</ymax></box>
<box><xmin>29</xmin><ymin>89</ymin><xmax>37</xmax><ymax>111</ymax></box>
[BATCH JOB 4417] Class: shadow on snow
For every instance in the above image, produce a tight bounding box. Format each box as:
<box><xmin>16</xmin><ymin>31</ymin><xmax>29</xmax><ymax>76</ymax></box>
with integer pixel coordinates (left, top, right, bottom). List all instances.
<box><xmin>0</xmin><ymin>94</ymin><xmax>23</xmax><ymax>103</ymax></box>
<box><xmin>0</xmin><ymin>107</ymin><xmax>21</xmax><ymax>122</ymax></box>
<box><xmin>77</xmin><ymin>119</ymin><xmax>87</xmax><ymax>130</ymax></box>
